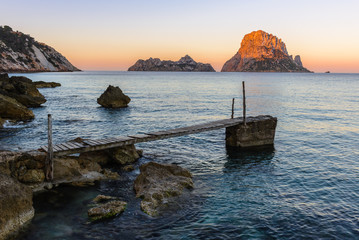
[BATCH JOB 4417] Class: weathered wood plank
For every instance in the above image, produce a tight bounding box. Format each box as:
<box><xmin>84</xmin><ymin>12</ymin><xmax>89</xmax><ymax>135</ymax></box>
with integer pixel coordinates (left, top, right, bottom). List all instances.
<box><xmin>128</xmin><ymin>134</ymin><xmax>151</xmax><ymax>139</ymax></box>
<box><xmin>83</xmin><ymin>140</ymin><xmax>98</xmax><ymax>146</ymax></box>
<box><xmin>40</xmin><ymin>117</ymin><xmax>255</xmax><ymax>156</ymax></box>
<box><xmin>56</xmin><ymin>144</ymin><xmax>69</xmax><ymax>151</ymax></box>
<box><xmin>61</xmin><ymin>142</ymin><xmax>77</xmax><ymax>150</ymax></box>
<box><xmin>53</xmin><ymin>145</ymin><xmax>62</xmax><ymax>152</ymax></box>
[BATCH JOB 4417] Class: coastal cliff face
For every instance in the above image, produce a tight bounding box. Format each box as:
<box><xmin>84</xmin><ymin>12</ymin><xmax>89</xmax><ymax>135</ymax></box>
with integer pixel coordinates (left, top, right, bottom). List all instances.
<box><xmin>0</xmin><ymin>26</ymin><xmax>79</xmax><ymax>72</ymax></box>
<box><xmin>221</xmin><ymin>30</ymin><xmax>311</xmax><ymax>72</ymax></box>
<box><xmin>128</xmin><ymin>55</ymin><xmax>215</xmax><ymax>72</ymax></box>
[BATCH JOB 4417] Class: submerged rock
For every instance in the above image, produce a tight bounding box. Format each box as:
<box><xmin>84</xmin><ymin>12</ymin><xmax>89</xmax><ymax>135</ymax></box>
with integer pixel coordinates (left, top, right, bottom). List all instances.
<box><xmin>134</xmin><ymin>162</ymin><xmax>194</xmax><ymax>216</ymax></box>
<box><xmin>92</xmin><ymin>194</ymin><xmax>118</xmax><ymax>203</ymax></box>
<box><xmin>0</xmin><ymin>174</ymin><xmax>34</xmax><ymax>240</ymax></box>
<box><xmin>88</xmin><ymin>195</ymin><xmax>127</xmax><ymax>222</ymax></box>
<box><xmin>0</xmin><ymin>93</ymin><xmax>34</xmax><ymax>121</ymax></box>
<box><xmin>97</xmin><ymin>85</ymin><xmax>131</xmax><ymax>108</ymax></box>
<box><xmin>33</xmin><ymin>81</ymin><xmax>61</xmax><ymax>88</ymax></box>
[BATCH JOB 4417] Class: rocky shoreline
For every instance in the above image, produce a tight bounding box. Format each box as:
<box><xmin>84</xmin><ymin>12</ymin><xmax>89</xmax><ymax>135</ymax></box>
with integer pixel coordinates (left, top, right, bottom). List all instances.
<box><xmin>0</xmin><ymin>144</ymin><xmax>194</xmax><ymax>239</ymax></box>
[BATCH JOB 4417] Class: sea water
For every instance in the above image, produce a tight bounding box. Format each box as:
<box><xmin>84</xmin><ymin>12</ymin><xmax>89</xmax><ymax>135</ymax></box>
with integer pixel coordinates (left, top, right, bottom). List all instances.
<box><xmin>2</xmin><ymin>71</ymin><xmax>359</xmax><ymax>239</ymax></box>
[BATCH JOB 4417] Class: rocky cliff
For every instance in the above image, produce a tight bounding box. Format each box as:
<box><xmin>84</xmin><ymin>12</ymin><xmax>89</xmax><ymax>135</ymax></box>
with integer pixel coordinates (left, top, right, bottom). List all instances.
<box><xmin>128</xmin><ymin>55</ymin><xmax>215</xmax><ymax>72</ymax></box>
<box><xmin>0</xmin><ymin>25</ymin><xmax>79</xmax><ymax>72</ymax></box>
<box><xmin>221</xmin><ymin>30</ymin><xmax>311</xmax><ymax>72</ymax></box>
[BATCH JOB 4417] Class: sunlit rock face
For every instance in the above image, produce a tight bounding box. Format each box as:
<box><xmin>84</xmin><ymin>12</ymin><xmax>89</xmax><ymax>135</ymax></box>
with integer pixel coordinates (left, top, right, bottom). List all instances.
<box><xmin>221</xmin><ymin>30</ymin><xmax>311</xmax><ymax>72</ymax></box>
<box><xmin>0</xmin><ymin>26</ymin><xmax>79</xmax><ymax>72</ymax></box>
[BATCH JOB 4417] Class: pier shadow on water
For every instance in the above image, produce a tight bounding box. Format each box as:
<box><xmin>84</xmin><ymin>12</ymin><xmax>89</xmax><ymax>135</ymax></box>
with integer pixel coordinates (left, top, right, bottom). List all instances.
<box><xmin>224</xmin><ymin>145</ymin><xmax>275</xmax><ymax>170</ymax></box>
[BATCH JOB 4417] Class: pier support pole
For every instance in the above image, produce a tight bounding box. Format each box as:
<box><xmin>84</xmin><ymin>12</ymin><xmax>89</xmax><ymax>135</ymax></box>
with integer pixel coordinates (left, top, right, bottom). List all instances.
<box><xmin>242</xmin><ymin>81</ymin><xmax>246</xmax><ymax>125</ymax></box>
<box><xmin>231</xmin><ymin>98</ymin><xmax>235</xmax><ymax>119</ymax></box>
<box><xmin>45</xmin><ymin>114</ymin><xmax>53</xmax><ymax>181</ymax></box>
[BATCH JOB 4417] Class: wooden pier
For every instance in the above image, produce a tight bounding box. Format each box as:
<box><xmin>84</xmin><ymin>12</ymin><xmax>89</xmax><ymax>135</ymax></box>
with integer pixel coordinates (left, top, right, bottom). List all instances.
<box><xmin>39</xmin><ymin>115</ymin><xmax>276</xmax><ymax>156</ymax></box>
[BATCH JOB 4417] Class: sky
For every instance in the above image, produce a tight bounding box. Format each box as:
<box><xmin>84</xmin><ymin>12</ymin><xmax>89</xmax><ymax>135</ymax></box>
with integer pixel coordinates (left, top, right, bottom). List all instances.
<box><xmin>1</xmin><ymin>0</ymin><xmax>359</xmax><ymax>73</ymax></box>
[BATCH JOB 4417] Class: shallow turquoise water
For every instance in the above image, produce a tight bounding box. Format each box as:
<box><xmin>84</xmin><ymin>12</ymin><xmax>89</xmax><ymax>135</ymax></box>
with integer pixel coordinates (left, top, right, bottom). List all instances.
<box><xmin>2</xmin><ymin>71</ymin><xmax>359</xmax><ymax>239</ymax></box>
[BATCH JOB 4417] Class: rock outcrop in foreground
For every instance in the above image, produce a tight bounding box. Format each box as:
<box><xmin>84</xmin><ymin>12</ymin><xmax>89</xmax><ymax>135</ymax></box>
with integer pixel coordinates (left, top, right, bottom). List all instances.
<box><xmin>0</xmin><ymin>174</ymin><xmax>34</xmax><ymax>240</ymax></box>
<box><xmin>128</xmin><ymin>55</ymin><xmax>215</xmax><ymax>72</ymax></box>
<box><xmin>0</xmin><ymin>25</ymin><xmax>79</xmax><ymax>72</ymax></box>
<box><xmin>134</xmin><ymin>162</ymin><xmax>194</xmax><ymax>216</ymax></box>
<box><xmin>221</xmin><ymin>30</ymin><xmax>311</xmax><ymax>72</ymax></box>
<box><xmin>97</xmin><ymin>85</ymin><xmax>131</xmax><ymax>108</ymax></box>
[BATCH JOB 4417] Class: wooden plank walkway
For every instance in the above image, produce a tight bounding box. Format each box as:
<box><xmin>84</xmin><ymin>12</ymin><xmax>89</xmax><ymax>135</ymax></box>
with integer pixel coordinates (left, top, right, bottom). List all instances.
<box><xmin>38</xmin><ymin>116</ymin><xmax>253</xmax><ymax>156</ymax></box>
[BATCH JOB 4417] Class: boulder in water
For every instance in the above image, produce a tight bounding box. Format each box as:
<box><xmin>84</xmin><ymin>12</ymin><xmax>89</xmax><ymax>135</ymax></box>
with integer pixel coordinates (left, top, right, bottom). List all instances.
<box><xmin>97</xmin><ymin>85</ymin><xmax>131</xmax><ymax>108</ymax></box>
<box><xmin>134</xmin><ymin>162</ymin><xmax>194</xmax><ymax>216</ymax></box>
<box><xmin>88</xmin><ymin>195</ymin><xmax>127</xmax><ymax>222</ymax></box>
<box><xmin>0</xmin><ymin>93</ymin><xmax>34</xmax><ymax>121</ymax></box>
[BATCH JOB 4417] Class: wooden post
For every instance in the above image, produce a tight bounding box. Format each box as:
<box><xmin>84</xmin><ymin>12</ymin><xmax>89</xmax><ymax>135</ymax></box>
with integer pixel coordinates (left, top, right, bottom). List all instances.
<box><xmin>45</xmin><ymin>114</ymin><xmax>53</xmax><ymax>181</ymax></box>
<box><xmin>242</xmin><ymin>81</ymin><xmax>246</xmax><ymax>125</ymax></box>
<box><xmin>231</xmin><ymin>98</ymin><xmax>235</xmax><ymax>119</ymax></box>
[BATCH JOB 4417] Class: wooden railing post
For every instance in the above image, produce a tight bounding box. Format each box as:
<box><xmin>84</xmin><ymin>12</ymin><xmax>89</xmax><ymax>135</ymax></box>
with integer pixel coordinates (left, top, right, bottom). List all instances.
<box><xmin>45</xmin><ymin>114</ymin><xmax>53</xmax><ymax>181</ymax></box>
<box><xmin>231</xmin><ymin>98</ymin><xmax>235</xmax><ymax>119</ymax></box>
<box><xmin>242</xmin><ymin>81</ymin><xmax>246</xmax><ymax>125</ymax></box>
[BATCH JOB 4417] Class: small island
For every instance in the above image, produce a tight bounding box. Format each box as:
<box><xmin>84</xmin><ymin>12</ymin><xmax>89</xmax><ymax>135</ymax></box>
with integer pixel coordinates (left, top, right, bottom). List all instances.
<box><xmin>128</xmin><ymin>55</ymin><xmax>215</xmax><ymax>72</ymax></box>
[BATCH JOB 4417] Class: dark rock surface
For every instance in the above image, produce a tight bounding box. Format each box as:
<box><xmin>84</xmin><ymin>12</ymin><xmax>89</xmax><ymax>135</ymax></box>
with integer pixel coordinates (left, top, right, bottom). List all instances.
<box><xmin>0</xmin><ymin>25</ymin><xmax>79</xmax><ymax>72</ymax></box>
<box><xmin>0</xmin><ymin>74</ymin><xmax>46</xmax><ymax>107</ymax></box>
<box><xmin>221</xmin><ymin>30</ymin><xmax>311</xmax><ymax>72</ymax></box>
<box><xmin>128</xmin><ymin>55</ymin><xmax>215</xmax><ymax>72</ymax></box>
<box><xmin>97</xmin><ymin>85</ymin><xmax>131</xmax><ymax>108</ymax></box>
<box><xmin>0</xmin><ymin>93</ymin><xmax>34</xmax><ymax>121</ymax></box>
<box><xmin>134</xmin><ymin>162</ymin><xmax>194</xmax><ymax>216</ymax></box>
<box><xmin>0</xmin><ymin>174</ymin><xmax>34</xmax><ymax>239</ymax></box>
<box><xmin>33</xmin><ymin>81</ymin><xmax>61</xmax><ymax>88</ymax></box>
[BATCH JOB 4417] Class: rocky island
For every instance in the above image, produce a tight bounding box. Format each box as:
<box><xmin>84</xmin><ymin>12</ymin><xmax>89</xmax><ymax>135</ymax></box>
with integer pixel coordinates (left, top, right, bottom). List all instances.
<box><xmin>0</xmin><ymin>25</ymin><xmax>79</xmax><ymax>72</ymax></box>
<box><xmin>128</xmin><ymin>55</ymin><xmax>215</xmax><ymax>72</ymax></box>
<box><xmin>221</xmin><ymin>30</ymin><xmax>311</xmax><ymax>72</ymax></box>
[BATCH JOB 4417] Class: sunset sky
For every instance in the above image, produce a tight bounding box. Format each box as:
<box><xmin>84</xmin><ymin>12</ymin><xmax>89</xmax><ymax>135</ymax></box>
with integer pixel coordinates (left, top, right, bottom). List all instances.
<box><xmin>1</xmin><ymin>0</ymin><xmax>359</xmax><ymax>73</ymax></box>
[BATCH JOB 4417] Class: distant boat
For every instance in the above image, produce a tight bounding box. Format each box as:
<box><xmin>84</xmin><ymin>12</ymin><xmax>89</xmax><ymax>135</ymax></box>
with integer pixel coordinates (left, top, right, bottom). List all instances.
<box><xmin>325</xmin><ymin>71</ymin><xmax>330</xmax><ymax>73</ymax></box>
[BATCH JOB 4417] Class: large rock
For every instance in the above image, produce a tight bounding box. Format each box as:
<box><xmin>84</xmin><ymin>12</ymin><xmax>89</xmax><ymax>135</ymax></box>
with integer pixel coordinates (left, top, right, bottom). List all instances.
<box><xmin>0</xmin><ymin>74</ymin><xmax>46</xmax><ymax>107</ymax></box>
<box><xmin>88</xmin><ymin>195</ymin><xmax>127</xmax><ymax>222</ymax></box>
<box><xmin>0</xmin><ymin>174</ymin><xmax>34</xmax><ymax>240</ymax></box>
<box><xmin>0</xmin><ymin>93</ymin><xmax>34</xmax><ymax>120</ymax></box>
<box><xmin>134</xmin><ymin>162</ymin><xmax>194</xmax><ymax>216</ymax></box>
<box><xmin>0</xmin><ymin>25</ymin><xmax>79</xmax><ymax>72</ymax></box>
<box><xmin>97</xmin><ymin>85</ymin><xmax>131</xmax><ymax>108</ymax></box>
<box><xmin>221</xmin><ymin>30</ymin><xmax>311</xmax><ymax>72</ymax></box>
<box><xmin>128</xmin><ymin>55</ymin><xmax>215</xmax><ymax>72</ymax></box>
<box><xmin>111</xmin><ymin>145</ymin><xmax>140</xmax><ymax>165</ymax></box>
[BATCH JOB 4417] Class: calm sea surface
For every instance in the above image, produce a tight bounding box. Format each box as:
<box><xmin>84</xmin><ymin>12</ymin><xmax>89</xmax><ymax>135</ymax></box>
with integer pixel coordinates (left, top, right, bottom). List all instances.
<box><xmin>2</xmin><ymin>71</ymin><xmax>359</xmax><ymax>239</ymax></box>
